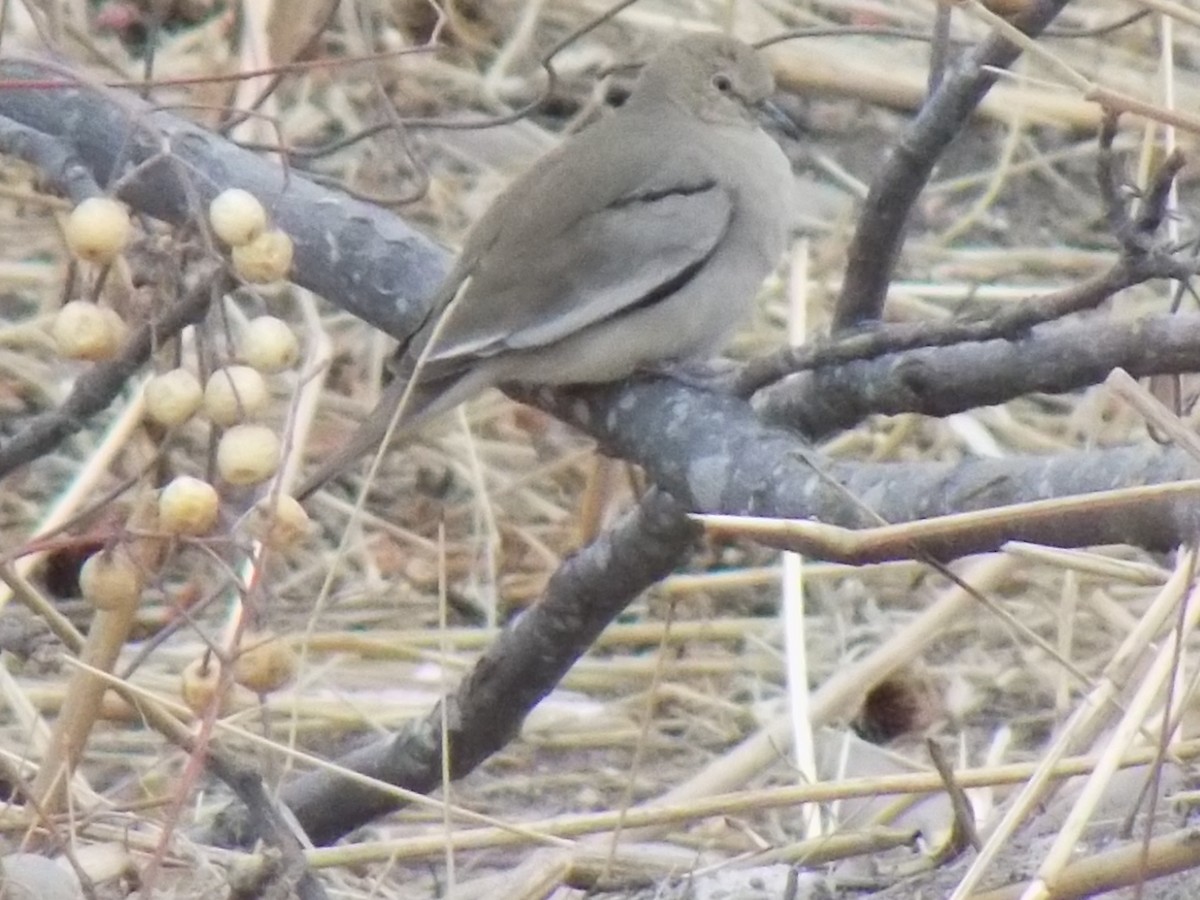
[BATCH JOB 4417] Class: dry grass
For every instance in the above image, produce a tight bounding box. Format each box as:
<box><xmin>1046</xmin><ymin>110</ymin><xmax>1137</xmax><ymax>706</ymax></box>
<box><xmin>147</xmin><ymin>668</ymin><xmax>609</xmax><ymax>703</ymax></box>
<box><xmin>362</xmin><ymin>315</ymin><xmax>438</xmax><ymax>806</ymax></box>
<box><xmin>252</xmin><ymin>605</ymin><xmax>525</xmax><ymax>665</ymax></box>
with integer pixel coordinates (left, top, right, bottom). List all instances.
<box><xmin>2</xmin><ymin>0</ymin><xmax>1200</xmax><ymax>898</ymax></box>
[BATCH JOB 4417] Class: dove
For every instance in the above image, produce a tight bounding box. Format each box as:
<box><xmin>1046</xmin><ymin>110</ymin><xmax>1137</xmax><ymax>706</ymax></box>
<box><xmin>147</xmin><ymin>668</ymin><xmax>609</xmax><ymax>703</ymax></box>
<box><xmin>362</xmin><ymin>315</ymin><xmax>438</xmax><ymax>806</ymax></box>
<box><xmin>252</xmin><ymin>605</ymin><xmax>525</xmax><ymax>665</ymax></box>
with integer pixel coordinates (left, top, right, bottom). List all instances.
<box><xmin>298</xmin><ymin>32</ymin><xmax>793</xmax><ymax>499</ymax></box>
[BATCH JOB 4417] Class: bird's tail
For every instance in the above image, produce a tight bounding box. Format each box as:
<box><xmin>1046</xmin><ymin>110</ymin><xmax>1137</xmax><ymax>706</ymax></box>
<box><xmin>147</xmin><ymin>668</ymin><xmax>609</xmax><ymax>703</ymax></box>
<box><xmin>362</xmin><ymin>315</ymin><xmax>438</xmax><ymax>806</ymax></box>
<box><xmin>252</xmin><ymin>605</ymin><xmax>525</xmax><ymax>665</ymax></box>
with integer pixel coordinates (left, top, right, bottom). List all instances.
<box><xmin>293</xmin><ymin>369</ymin><xmax>469</xmax><ymax>501</ymax></box>
<box><xmin>295</xmin><ymin>276</ymin><xmax>481</xmax><ymax>501</ymax></box>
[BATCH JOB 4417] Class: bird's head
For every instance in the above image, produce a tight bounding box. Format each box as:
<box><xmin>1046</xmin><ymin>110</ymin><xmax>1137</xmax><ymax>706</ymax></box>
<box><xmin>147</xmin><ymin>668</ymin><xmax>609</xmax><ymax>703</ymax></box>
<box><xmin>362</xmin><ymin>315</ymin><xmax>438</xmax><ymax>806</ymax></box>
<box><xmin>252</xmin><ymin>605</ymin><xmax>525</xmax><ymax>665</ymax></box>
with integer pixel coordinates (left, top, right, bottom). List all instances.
<box><xmin>632</xmin><ymin>33</ymin><xmax>776</xmax><ymax>127</ymax></box>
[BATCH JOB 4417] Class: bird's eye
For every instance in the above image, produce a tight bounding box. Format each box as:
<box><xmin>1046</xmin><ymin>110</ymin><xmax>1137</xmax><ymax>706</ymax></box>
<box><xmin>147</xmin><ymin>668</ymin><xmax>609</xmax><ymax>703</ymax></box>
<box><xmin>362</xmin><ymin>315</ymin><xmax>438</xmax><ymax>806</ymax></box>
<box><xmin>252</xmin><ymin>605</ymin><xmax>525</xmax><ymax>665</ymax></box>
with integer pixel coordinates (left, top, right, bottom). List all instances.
<box><xmin>711</xmin><ymin>73</ymin><xmax>732</xmax><ymax>93</ymax></box>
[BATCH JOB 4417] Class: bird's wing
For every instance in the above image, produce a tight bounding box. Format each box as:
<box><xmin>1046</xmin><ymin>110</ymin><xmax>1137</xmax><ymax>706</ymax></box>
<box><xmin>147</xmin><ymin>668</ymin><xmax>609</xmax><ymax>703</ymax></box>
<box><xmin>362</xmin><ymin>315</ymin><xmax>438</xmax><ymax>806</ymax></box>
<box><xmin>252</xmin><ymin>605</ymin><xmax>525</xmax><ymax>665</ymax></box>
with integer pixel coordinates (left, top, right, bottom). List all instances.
<box><xmin>418</xmin><ymin>116</ymin><xmax>734</xmax><ymax>374</ymax></box>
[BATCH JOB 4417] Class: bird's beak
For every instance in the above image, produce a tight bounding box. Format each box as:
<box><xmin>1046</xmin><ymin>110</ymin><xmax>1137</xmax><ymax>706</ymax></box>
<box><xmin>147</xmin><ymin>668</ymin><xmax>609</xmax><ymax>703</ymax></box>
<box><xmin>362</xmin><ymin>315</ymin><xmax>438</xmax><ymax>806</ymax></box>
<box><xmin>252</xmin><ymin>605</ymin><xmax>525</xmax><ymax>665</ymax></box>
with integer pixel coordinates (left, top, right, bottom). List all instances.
<box><xmin>756</xmin><ymin>98</ymin><xmax>802</xmax><ymax>140</ymax></box>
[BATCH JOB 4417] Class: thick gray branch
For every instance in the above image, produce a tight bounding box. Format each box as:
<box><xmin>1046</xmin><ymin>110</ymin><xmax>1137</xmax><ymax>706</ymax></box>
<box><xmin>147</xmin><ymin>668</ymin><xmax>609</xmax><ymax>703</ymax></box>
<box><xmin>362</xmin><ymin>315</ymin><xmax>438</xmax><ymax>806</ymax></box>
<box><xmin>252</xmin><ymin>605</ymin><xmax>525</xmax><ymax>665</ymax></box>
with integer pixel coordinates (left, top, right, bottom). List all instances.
<box><xmin>205</xmin><ymin>489</ymin><xmax>696</xmax><ymax>846</ymax></box>
<box><xmin>521</xmin><ymin>380</ymin><xmax>1200</xmax><ymax>560</ymax></box>
<box><xmin>759</xmin><ymin>312</ymin><xmax>1200</xmax><ymax>438</ymax></box>
<box><xmin>0</xmin><ymin>60</ymin><xmax>448</xmax><ymax>337</ymax></box>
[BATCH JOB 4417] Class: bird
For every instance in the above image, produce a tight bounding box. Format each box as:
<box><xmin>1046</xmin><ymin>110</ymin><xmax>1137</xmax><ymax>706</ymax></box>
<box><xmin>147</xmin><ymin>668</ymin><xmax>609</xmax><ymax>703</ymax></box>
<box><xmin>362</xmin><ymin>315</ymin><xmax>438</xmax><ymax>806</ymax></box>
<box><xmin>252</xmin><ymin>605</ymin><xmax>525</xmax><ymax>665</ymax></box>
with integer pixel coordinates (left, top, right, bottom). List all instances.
<box><xmin>296</xmin><ymin>31</ymin><xmax>794</xmax><ymax>500</ymax></box>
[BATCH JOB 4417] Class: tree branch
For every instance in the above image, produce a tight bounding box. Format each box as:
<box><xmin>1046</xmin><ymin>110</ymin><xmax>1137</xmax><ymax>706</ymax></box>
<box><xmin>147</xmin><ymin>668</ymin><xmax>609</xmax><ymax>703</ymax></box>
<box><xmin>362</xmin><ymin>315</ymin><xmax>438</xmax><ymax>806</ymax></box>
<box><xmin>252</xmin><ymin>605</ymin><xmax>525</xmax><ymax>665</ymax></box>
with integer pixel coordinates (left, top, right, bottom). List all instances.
<box><xmin>204</xmin><ymin>489</ymin><xmax>697</xmax><ymax>846</ymax></box>
<box><xmin>834</xmin><ymin>0</ymin><xmax>1074</xmax><ymax>328</ymax></box>
<box><xmin>0</xmin><ymin>60</ymin><xmax>448</xmax><ymax>337</ymax></box>
<box><xmin>756</xmin><ymin>312</ymin><xmax>1200</xmax><ymax>439</ymax></box>
<box><xmin>518</xmin><ymin>381</ymin><xmax>1200</xmax><ymax>559</ymax></box>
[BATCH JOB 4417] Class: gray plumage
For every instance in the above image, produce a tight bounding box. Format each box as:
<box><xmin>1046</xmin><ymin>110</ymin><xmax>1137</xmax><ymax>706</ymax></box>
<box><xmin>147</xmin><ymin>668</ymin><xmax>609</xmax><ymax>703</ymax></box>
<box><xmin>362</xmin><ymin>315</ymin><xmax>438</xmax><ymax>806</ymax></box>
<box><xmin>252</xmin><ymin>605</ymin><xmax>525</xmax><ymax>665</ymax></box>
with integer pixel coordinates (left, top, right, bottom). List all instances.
<box><xmin>297</xmin><ymin>32</ymin><xmax>793</xmax><ymax>499</ymax></box>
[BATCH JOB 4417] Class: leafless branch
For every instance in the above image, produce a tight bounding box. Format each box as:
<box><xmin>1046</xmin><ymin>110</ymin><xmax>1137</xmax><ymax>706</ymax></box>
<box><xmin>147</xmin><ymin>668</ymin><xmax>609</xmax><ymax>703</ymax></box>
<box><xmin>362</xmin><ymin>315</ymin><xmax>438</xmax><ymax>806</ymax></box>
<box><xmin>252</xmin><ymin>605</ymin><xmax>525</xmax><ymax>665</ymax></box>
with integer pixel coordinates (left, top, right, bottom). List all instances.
<box><xmin>833</xmin><ymin>0</ymin><xmax>1075</xmax><ymax>328</ymax></box>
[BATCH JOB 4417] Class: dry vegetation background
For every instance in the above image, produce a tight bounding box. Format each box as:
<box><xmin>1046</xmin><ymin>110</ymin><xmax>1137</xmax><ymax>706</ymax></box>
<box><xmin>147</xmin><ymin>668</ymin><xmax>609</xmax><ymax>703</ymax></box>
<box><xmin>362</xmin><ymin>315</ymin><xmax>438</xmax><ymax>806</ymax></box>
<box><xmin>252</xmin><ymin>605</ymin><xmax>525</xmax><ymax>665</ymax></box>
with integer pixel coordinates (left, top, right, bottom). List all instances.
<box><xmin>1</xmin><ymin>0</ymin><xmax>1200</xmax><ymax>898</ymax></box>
